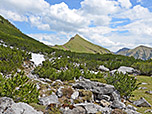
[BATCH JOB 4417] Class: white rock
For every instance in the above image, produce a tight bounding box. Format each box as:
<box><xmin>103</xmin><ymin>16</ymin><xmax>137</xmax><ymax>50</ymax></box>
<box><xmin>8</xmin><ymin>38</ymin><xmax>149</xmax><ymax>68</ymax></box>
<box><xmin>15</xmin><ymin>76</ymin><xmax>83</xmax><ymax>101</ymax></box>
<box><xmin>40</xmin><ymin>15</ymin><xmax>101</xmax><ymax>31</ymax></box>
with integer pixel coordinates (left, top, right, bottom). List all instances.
<box><xmin>98</xmin><ymin>65</ymin><xmax>109</xmax><ymax>72</ymax></box>
<box><xmin>71</xmin><ymin>91</ymin><xmax>79</xmax><ymax>100</ymax></box>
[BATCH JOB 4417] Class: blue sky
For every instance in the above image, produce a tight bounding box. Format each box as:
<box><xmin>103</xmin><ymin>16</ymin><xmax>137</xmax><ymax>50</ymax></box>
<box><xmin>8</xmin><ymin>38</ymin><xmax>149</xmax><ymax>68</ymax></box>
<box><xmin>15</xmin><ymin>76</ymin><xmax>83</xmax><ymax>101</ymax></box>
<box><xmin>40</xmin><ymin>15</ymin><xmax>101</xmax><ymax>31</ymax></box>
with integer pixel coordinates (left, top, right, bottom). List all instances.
<box><xmin>0</xmin><ymin>0</ymin><xmax>152</xmax><ymax>51</ymax></box>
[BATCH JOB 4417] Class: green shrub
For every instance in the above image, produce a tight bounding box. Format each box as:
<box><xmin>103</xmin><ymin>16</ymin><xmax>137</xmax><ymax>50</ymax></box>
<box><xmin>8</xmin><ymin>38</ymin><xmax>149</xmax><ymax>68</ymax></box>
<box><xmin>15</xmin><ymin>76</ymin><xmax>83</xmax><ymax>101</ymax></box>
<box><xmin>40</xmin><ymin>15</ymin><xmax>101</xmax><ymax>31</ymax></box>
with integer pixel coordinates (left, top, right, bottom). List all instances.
<box><xmin>105</xmin><ymin>72</ymin><xmax>140</xmax><ymax>99</ymax></box>
<box><xmin>132</xmin><ymin>62</ymin><xmax>152</xmax><ymax>75</ymax></box>
<box><xmin>0</xmin><ymin>72</ymin><xmax>39</xmax><ymax>103</ymax></box>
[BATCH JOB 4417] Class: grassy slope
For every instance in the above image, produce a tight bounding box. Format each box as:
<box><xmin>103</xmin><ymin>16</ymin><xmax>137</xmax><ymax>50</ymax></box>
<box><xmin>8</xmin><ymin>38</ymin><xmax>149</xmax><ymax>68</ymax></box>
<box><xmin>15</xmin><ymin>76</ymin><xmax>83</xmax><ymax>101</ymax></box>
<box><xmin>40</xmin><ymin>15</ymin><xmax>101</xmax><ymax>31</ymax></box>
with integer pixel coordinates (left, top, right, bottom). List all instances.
<box><xmin>130</xmin><ymin>76</ymin><xmax>152</xmax><ymax>113</ymax></box>
<box><xmin>0</xmin><ymin>15</ymin><xmax>53</xmax><ymax>53</ymax></box>
<box><xmin>53</xmin><ymin>34</ymin><xmax>111</xmax><ymax>54</ymax></box>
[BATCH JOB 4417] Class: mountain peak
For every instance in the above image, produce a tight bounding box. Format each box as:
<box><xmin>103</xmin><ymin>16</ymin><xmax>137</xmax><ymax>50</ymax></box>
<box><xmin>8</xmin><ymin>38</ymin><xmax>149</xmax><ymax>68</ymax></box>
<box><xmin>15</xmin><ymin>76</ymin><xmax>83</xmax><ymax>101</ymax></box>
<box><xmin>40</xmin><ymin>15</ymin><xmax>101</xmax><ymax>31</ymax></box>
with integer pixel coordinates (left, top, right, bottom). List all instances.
<box><xmin>53</xmin><ymin>34</ymin><xmax>111</xmax><ymax>54</ymax></box>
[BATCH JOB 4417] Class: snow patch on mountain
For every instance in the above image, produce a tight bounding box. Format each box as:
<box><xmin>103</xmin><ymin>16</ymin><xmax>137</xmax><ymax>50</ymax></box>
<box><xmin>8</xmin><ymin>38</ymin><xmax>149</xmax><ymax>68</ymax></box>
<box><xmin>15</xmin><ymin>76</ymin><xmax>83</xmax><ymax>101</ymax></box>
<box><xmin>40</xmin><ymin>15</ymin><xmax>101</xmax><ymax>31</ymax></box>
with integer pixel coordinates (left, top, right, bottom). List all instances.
<box><xmin>31</xmin><ymin>53</ymin><xmax>45</xmax><ymax>66</ymax></box>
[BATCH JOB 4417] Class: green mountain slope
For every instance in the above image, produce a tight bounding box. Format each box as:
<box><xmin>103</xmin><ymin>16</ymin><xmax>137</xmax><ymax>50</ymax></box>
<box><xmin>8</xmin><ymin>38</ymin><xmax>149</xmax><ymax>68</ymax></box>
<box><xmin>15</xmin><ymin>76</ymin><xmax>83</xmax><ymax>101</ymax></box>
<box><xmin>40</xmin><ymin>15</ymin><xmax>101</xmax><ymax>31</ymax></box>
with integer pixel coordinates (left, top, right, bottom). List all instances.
<box><xmin>0</xmin><ymin>15</ymin><xmax>53</xmax><ymax>53</ymax></box>
<box><xmin>117</xmin><ymin>45</ymin><xmax>152</xmax><ymax>60</ymax></box>
<box><xmin>53</xmin><ymin>34</ymin><xmax>111</xmax><ymax>54</ymax></box>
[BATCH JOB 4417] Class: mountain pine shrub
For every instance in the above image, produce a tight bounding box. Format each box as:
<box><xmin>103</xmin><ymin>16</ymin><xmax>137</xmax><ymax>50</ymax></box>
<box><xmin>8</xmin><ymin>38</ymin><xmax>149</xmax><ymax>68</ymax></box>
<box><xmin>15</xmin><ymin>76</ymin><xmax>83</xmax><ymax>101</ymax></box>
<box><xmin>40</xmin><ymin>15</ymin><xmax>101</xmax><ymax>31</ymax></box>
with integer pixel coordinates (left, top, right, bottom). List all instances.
<box><xmin>0</xmin><ymin>72</ymin><xmax>39</xmax><ymax>103</ymax></box>
<box><xmin>105</xmin><ymin>72</ymin><xmax>140</xmax><ymax>99</ymax></box>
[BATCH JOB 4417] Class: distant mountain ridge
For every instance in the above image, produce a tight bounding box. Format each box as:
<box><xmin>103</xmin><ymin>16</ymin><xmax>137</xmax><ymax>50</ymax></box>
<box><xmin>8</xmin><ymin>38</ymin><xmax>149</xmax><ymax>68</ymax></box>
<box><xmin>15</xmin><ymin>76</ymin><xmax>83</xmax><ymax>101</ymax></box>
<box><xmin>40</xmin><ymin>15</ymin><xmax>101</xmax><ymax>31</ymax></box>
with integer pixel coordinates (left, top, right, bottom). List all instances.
<box><xmin>116</xmin><ymin>45</ymin><xmax>152</xmax><ymax>60</ymax></box>
<box><xmin>53</xmin><ymin>34</ymin><xmax>111</xmax><ymax>54</ymax></box>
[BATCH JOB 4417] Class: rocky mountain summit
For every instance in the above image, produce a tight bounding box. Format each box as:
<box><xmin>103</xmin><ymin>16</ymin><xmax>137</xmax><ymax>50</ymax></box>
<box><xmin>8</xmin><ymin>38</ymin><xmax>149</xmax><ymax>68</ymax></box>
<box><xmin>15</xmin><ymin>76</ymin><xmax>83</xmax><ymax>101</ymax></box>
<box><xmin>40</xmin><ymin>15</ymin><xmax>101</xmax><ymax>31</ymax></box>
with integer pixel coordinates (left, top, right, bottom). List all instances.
<box><xmin>116</xmin><ymin>45</ymin><xmax>152</xmax><ymax>60</ymax></box>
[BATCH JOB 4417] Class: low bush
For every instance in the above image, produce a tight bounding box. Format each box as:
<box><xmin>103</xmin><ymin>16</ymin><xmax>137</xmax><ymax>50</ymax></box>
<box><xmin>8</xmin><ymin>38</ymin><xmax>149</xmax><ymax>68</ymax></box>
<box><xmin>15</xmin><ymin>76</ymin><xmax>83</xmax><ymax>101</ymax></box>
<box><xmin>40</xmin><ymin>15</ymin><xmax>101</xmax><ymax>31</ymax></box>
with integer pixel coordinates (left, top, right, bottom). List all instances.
<box><xmin>105</xmin><ymin>72</ymin><xmax>140</xmax><ymax>99</ymax></box>
<box><xmin>0</xmin><ymin>72</ymin><xmax>39</xmax><ymax>103</ymax></box>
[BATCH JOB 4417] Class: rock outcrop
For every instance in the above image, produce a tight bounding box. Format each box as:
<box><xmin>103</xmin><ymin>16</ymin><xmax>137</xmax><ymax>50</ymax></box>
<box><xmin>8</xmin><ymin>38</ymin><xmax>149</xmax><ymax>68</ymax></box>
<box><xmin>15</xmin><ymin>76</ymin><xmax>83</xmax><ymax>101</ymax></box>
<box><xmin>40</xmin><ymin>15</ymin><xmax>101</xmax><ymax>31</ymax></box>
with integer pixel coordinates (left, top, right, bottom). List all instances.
<box><xmin>133</xmin><ymin>97</ymin><xmax>151</xmax><ymax>107</ymax></box>
<box><xmin>0</xmin><ymin>97</ymin><xmax>42</xmax><ymax>114</ymax></box>
<box><xmin>39</xmin><ymin>93</ymin><xmax>59</xmax><ymax>106</ymax></box>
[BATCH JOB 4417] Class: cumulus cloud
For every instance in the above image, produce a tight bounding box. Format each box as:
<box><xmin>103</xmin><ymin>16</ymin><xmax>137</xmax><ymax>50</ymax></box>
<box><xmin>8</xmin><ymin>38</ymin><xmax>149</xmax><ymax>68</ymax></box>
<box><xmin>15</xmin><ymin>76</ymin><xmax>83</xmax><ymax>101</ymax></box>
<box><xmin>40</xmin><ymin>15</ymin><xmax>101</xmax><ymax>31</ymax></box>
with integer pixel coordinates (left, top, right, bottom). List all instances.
<box><xmin>116</xmin><ymin>5</ymin><xmax>152</xmax><ymax>20</ymax></box>
<box><xmin>118</xmin><ymin>0</ymin><xmax>132</xmax><ymax>9</ymax></box>
<box><xmin>0</xmin><ymin>0</ymin><xmax>152</xmax><ymax>51</ymax></box>
<box><xmin>0</xmin><ymin>9</ymin><xmax>28</xmax><ymax>22</ymax></box>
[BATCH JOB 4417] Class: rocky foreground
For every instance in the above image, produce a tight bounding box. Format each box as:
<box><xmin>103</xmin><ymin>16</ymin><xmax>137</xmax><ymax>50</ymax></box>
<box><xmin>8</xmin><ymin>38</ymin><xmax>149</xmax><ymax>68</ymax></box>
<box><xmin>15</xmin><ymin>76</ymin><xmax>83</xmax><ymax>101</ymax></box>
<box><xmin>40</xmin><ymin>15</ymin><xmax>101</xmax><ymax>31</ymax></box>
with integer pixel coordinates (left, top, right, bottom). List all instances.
<box><xmin>1</xmin><ymin>75</ymin><xmax>151</xmax><ymax>114</ymax></box>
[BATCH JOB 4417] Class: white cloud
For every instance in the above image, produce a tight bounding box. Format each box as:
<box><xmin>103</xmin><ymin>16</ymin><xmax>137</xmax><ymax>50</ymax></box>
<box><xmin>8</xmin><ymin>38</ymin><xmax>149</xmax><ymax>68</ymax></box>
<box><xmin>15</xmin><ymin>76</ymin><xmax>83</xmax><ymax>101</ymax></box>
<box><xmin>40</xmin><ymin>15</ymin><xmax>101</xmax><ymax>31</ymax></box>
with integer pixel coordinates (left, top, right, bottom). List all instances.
<box><xmin>118</xmin><ymin>0</ymin><xmax>132</xmax><ymax>9</ymax></box>
<box><xmin>116</xmin><ymin>5</ymin><xmax>152</xmax><ymax>20</ymax></box>
<box><xmin>0</xmin><ymin>9</ymin><xmax>28</xmax><ymax>22</ymax></box>
<box><xmin>28</xmin><ymin>33</ymin><xmax>72</xmax><ymax>46</ymax></box>
<box><xmin>0</xmin><ymin>0</ymin><xmax>152</xmax><ymax>51</ymax></box>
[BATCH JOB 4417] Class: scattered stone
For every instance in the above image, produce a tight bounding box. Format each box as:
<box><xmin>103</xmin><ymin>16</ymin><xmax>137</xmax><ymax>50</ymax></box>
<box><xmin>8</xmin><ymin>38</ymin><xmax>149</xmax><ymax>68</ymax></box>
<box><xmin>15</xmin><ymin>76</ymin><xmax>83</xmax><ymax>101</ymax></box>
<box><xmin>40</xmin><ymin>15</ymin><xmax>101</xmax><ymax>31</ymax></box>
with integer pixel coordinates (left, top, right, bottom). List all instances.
<box><xmin>71</xmin><ymin>91</ymin><xmax>79</xmax><ymax>100</ymax></box>
<box><xmin>133</xmin><ymin>97</ymin><xmax>151</xmax><ymax>107</ymax></box>
<box><xmin>56</xmin><ymin>86</ymin><xmax>64</xmax><ymax>98</ymax></box>
<box><xmin>111</xmin><ymin>91</ymin><xmax>121</xmax><ymax>101</ymax></box>
<box><xmin>111</xmin><ymin>100</ymin><xmax>126</xmax><ymax>109</ymax></box>
<box><xmin>138</xmin><ymin>87</ymin><xmax>147</xmax><ymax>90</ymax></box>
<box><xmin>5</xmin><ymin>102</ymin><xmax>43</xmax><ymax>114</ymax></box>
<box><xmin>36</xmin><ymin>83</ymin><xmax>41</xmax><ymax>90</ymax></box>
<box><xmin>73</xmin><ymin>77</ymin><xmax>115</xmax><ymax>96</ymax></box>
<box><xmin>51</xmin><ymin>80</ymin><xmax>63</xmax><ymax>86</ymax></box>
<box><xmin>0</xmin><ymin>97</ymin><xmax>15</xmax><ymax>113</ymax></box>
<box><xmin>39</xmin><ymin>92</ymin><xmax>59</xmax><ymax>106</ymax></box>
<box><xmin>145</xmin><ymin>90</ymin><xmax>152</xmax><ymax>94</ymax></box>
<box><xmin>118</xmin><ymin>66</ymin><xmax>138</xmax><ymax>74</ymax></box>
<box><xmin>61</xmin><ymin>106</ymin><xmax>86</xmax><ymax>114</ymax></box>
<box><xmin>100</xmin><ymin>99</ymin><xmax>111</xmax><ymax>107</ymax></box>
<box><xmin>17</xmin><ymin>68</ymin><xmax>21</xmax><ymax>73</ymax></box>
<box><xmin>98</xmin><ymin>65</ymin><xmax>109</xmax><ymax>72</ymax></box>
<box><xmin>127</xmin><ymin>105</ymin><xmax>137</xmax><ymax>111</ymax></box>
<box><xmin>144</xmin><ymin>109</ymin><xmax>152</xmax><ymax>113</ymax></box>
<box><xmin>74</xmin><ymin>103</ymin><xmax>103</xmax><ymax>114</ymax></box>
<box><xmin>0</xmin><ymin>97</ymin><xmax>42</xmax><ymax>114</ymax></box>
<box><xmin>111</xmin><ymin>109</ymin><xmax>126</xmax><ymax>114</ymax></box>
<box><xmin>141</xmin><ymin>82</ymin><xmax>148</xmax><ymax>85</ymax></box>
<box><xmin>97</xmin><ymin>94</ymin><xmax>111</xmax><ymax>101</ymax></box>
<box><xmin>110</xmin><ymin>69</ymin><xmax>117</xmax><ymax>75</ymax></box>
<box><xmin>45</xmin><ymin>78</ymin><xmax>52</xmax><ymax>83</ymax></box>
<box><xmin>124</xmin><ymin>109</ymin><xmax>141</xmax><ymax>114</ymax></box>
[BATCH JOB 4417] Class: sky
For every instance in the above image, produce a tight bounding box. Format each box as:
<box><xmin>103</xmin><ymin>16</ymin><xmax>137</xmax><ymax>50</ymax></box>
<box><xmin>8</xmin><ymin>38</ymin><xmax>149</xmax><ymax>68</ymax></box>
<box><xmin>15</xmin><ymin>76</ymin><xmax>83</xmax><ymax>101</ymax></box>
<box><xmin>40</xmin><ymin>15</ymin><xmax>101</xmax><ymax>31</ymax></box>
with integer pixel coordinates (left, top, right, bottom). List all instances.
<box><xmin>0</xmin><ymin>0</ymin><xmax>152</xmax><ymax>52</ymax></box>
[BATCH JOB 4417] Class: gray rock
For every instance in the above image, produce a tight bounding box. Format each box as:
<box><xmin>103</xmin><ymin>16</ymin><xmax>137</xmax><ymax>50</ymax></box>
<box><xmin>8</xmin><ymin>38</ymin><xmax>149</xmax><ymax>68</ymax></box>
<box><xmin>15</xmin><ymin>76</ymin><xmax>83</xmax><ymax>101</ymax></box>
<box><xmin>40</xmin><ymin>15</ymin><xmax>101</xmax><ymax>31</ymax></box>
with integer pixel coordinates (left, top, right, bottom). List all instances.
<box><xmin>118</xmin><ymin>66</ymin><xmax>136</xmax><ymax>74</ymax></box>
<box><xmin>141</xmin><ymin>82</ymin><xmax>148</xmax><ymax>85</ymax></box>
<box><xmin>111</xmin><ymin>100</ymin><xmax>126</xmax><ymax>109</ymax></box>
<box><xmin>51</xmin><ymin>80</ymin><xmax>63</xmax><ymax>86</ymax></box>
<box><xmin>17</xmin><ymin>69</ymin><xmax>21</xmax><ymax>73</ymax></box>
<box><xmin>0</xmin><ymin>97</ymin><xmax>15</xmax><ymax>113</ymax></box>
<box><xmin>71</xmin><ymin>91</ymin><xmax>79</xmax><ymax>100</ymax></box>
<box><xmin>133</xmin><ymin>97</ymin><xmax>151</xmax><ymax>107</ymax></box>
<box><xmin>111</xmin><ymin>91</ymin><xmax>121</xmax><ymax>101</ymax></box>
<box><xmin>145</xmin><ymin>90</ymin><xmax>152</xmax><ymax>94</ymax></box>
<box><xmin>98</xmin><ymin>65</ymin><xmax>109</xmax><ymax>72</ymax></box>
<box><xmin>74</xmin><ymin>103</ymin><xmax>103</xmax><ymax>114</ymax></box>
<box><xmin>127</xmin><ymin>105</ymin><xmax>137</xmax><ymax>111</ymax></box>
<box><xmin>97</xmin><ymin>95</ymin><xmax>111</xmax><ymax>101</ymax></box>
<box><xmin>56</xmin><ymin>86</ymin><xmax>64</xmax><ymax>98</ymax></box>
<box><xmin>100</xmin><ymin>99</ymin><xmax>111</xmax><ymax>107</ymax></box>
<box><xmin>4</xmin><ymin>102</ymin><xmax>43</xmax><ymax>114</ymax></box>
<box><xmin>110</xmin><ymin>69</ymin><xmax>117</xmax><ymax>75</ymax></box>
<box><xmin>61</xmin><ymin>106</ymin><xmax>86</xmax><ymax>114</ymax></box>
<box><xmin>73</xmin><ymin>78</ymin><xmax>115</xmax><ymax>95</ymax></box>
<box><xmin>138</xmin><ymin>87</ymin><xmax>147</xmax><ymax>90</ymax></box>
<box><xmin>39</xmin><ymin>93</ymin><xmax>59</xmax><ymax>105</ymax></box>
<box><xmin>123</xmin><ymin>109</ymin><xmax>141</xmax><ymax>114</ymax></box>
<box><xmin>0</xmin><ymin>97</ymin><xmax>42</xmax><ymax>114</ymax></box>
<box><xmin>74</xmin><ymin>103</ymin><xmax>112</xmax><ymax>114</ymax></box>
<box><xmin>144</xmin><ymin>109</ymin><xmax>152</xmax><ymax>113</ymax></box>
